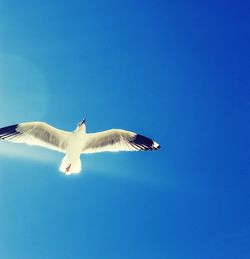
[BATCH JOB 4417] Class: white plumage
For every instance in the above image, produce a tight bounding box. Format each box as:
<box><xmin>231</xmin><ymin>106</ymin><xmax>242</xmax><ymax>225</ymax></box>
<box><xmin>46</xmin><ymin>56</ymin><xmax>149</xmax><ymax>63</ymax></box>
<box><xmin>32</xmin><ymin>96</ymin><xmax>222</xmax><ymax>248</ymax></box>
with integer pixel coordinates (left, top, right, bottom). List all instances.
<box><xmin>0</xmin><ymin>119</ymin><xmax>160</xmax><ymax>175</ymax></box>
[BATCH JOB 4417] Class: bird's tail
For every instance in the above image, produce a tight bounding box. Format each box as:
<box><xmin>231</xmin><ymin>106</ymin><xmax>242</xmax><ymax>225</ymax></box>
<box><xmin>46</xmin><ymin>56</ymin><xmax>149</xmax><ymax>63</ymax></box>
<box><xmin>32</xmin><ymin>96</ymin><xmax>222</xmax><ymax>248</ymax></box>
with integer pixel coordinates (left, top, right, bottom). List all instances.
<box><xmin>59</xmin><ymin>155</ymin><xmax>82</xmax><ymax>175</ymax></box>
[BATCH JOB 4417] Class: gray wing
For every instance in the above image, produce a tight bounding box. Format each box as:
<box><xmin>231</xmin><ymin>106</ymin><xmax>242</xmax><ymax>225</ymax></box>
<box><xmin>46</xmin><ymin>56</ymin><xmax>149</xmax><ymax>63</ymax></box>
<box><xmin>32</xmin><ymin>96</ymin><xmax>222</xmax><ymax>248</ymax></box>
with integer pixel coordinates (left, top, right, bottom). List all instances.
<box><xmin>0</xmin><ymin>122</ymin><xmax>70</xmax><ymax>153</ymax></box>
<box><xmin>82</xmin><ymin>129</ymin><xmax>160</xmax><ymax>154</ymax></box>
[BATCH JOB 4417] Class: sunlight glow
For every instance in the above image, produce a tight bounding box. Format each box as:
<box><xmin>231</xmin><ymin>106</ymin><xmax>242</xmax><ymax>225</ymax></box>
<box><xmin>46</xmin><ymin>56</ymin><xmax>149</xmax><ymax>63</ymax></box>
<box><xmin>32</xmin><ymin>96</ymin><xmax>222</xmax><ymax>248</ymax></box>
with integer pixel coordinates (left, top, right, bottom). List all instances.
<box><xmin>0</xmin><ymin>142</ymin><xmax>59</xmax><ymax>164</ymax></box>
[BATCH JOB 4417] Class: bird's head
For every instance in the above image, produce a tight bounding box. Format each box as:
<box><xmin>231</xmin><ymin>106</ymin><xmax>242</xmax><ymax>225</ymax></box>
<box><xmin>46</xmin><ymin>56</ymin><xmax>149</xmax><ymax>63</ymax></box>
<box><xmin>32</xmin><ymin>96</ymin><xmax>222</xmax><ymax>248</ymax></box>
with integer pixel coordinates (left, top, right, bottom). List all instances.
<box><xmin>76</xmin><ymin>118</ymin><xmax>86</xmax><ymax>133</ymax></box>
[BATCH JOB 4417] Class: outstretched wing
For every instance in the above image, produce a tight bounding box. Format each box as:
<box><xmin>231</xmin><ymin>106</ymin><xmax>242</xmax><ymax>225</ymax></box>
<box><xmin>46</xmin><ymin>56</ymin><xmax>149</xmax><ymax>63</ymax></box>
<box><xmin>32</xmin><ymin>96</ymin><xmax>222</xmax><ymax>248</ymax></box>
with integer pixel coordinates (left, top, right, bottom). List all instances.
<box><xmin>0</xmin><ymin>122</ymin><xmax>70</xmax><ymax>153</ymax></box>
<box><xmin>82</xmin><ymin>129</ymin><xmax>160</xmax><ymax>154</ymax></box>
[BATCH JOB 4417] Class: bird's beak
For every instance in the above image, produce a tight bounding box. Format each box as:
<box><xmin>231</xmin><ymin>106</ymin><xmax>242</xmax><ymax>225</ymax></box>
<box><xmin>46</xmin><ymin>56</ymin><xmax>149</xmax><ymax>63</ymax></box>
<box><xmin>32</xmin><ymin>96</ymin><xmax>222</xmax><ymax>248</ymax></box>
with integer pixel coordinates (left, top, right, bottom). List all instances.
<box><xmin>80</xmin><ymin>118</ymin><xmax>86</xmax><ymax>125</ymax></box>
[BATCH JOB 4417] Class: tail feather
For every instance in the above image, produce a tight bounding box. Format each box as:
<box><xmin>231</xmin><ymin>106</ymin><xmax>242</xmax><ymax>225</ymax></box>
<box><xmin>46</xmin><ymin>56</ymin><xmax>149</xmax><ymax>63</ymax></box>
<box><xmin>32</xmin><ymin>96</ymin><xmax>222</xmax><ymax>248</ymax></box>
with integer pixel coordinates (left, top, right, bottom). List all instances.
<box><xmin>59</xmin><ymin>156</ymin><xmax>82</xmax><ymax>174</ymax></box>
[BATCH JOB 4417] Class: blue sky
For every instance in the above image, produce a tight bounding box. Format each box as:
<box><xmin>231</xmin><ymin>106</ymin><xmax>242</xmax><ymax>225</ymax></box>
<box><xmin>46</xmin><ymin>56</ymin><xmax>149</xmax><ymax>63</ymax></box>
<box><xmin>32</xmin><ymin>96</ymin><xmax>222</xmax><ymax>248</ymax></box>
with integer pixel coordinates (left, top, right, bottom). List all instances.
<box><xmin>0</xmin><ymin>0</ymin><xmax>249</xmax><ymax>258</ymax></box>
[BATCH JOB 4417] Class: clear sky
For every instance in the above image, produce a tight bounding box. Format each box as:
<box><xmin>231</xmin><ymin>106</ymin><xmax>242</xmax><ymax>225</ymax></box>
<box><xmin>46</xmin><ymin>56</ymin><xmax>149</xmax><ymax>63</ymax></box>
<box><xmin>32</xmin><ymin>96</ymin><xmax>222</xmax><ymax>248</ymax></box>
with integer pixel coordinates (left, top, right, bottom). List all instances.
<box><xmin>0</xmin><ymin>0</ymin><xmax>249</xmax><ymax>258</ymax></box>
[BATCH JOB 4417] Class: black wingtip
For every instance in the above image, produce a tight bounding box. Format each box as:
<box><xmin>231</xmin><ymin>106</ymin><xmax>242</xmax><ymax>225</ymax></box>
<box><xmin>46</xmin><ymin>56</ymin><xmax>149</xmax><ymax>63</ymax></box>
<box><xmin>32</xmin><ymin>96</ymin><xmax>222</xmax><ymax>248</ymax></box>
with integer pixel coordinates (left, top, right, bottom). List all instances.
<box><xmin>131</xmin><ymin>134</ymin><xmax>161</xmax><ymax>151</ymax></box>
<box><xmin>0</xmin><ymin>124</ymin><xmax>19</xmax><ymax>140</ymax></box>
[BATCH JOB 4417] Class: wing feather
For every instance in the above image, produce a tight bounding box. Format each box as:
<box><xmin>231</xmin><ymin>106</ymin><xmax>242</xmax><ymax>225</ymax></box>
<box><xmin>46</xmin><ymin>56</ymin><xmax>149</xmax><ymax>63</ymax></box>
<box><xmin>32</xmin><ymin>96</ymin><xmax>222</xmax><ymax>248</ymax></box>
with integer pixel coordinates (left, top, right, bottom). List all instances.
<box><xmin>0</xmin><ymin>122</ymin><xmax>70</xmax><ymax>153</ymax></box>
<box><xmin>82</xmin><ymin>129</ymin><xmax>160</xmax><ymax>154</ymax></box>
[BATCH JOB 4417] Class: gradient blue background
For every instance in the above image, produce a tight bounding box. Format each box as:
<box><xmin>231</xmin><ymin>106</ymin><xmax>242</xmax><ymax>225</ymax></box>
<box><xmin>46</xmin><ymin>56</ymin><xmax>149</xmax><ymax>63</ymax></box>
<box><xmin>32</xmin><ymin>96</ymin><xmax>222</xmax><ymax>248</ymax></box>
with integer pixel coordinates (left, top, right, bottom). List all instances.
<box><xmin>0</xmin><ymin>1</ymin><xmax>249</xmax><ymax>258</ymax></box>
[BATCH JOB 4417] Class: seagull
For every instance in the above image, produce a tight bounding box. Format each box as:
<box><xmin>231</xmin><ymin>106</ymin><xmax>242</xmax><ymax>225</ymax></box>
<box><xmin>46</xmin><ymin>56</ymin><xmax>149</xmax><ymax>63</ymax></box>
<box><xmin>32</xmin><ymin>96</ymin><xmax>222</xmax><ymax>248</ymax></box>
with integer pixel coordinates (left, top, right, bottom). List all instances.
<box><xmin>0</xmin><ymin>119</ymin><xmax>160</xmax><ymax>175</ymax></box>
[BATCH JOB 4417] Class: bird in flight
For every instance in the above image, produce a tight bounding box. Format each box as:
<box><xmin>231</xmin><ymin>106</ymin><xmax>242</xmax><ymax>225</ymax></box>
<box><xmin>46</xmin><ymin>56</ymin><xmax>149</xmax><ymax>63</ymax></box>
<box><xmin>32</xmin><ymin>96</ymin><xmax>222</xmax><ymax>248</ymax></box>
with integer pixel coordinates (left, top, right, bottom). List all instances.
<box><xmin>0</xmin><ymin>119</ymin><xmax>160</xmax><ymax>175</ymax></box>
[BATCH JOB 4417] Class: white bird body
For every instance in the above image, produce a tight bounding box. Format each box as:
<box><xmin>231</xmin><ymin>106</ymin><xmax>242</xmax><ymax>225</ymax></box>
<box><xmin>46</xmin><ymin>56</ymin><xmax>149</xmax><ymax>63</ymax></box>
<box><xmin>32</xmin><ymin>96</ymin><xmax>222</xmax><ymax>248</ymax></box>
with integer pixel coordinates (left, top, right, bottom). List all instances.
<box><xmin>66</xmin><ymin>131</ymin><xmax>85</xmax><ymax>159</ymax></box>
<box><xmin>0</xmin><ymin>119</ymin><xmax>160</xmax><ymax>175</ymax></box>
<box><xmin>61</xmin><ymin>130</ymin><xmax>86</xmax><ymax>174</ymax></box>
